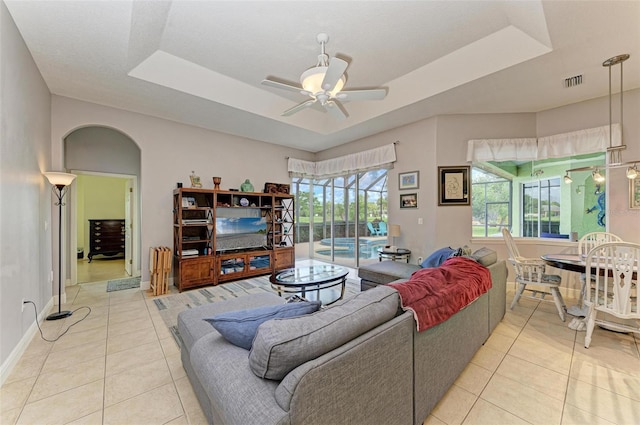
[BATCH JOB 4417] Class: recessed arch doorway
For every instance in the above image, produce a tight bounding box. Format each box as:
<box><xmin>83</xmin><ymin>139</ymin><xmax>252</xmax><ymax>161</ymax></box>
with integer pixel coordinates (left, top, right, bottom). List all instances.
<box><xmin>64</xmin><ymin>126</ymin><xmax>141</xmax><ymax>285</ymax></box>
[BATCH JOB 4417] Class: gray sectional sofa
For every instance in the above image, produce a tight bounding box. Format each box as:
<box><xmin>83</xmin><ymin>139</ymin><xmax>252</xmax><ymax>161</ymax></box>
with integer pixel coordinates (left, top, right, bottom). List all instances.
<box><xmin>178</xmin><ymin>256</ymin><xmax>507</xmax><ymax>425</ymax></box>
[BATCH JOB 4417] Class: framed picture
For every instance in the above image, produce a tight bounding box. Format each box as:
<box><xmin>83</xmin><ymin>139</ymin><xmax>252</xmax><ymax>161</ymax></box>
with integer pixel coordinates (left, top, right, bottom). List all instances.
<box><xmin>182</xmin><ymin>197</ymin><xmax>197</xmax><ymax>208</ymax></box>
<box><xmin>438</xmin><ymin>166</ymin><xmax>470</xmax><ymax>206</ymax></box>
<box><xmin>399</xmin><ymin>171</ymin><xmax>419</xmax><ymax>190</ymax></box>
<box><xmin>400</xmin><ymin>193</ymin><xmax>418</xmax><ymax>209</ymax></box>
<box><xmin>630</xmin><ymin>177</ymin><xmax>640</xmax><ymax>209</ymax></box>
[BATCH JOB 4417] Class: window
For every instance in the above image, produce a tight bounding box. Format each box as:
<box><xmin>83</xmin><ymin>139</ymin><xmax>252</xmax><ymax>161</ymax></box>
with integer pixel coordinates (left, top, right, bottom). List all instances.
<box><xmin>522</xmin><ymin>178</ymin><xmax>561</xmax><ymax>237</ymax></box>
<box><xmin>471</xmin><ymin>153</ymin><xmax>606</xmax><ymax>239</ymax></box>
<box><xmin>472</xmin><ymin>168</ymin><xmax>511</xmax><ymax>237</ymax></box>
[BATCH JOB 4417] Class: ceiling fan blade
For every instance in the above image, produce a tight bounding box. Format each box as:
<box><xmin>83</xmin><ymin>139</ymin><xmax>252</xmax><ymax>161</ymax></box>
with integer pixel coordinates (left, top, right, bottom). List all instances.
<box><xmin>262</xmin><ymin>78</ymin><xmax>307</xmax><ymax>95</ymax></box>
<box><xmin>324</xmin><ymin>100</ymin><xmax>348</xmax><ymax>120</ymax></box>
<box><xmin>282</xmin><ymin>99</ymin><xmax>316</xmax><ymax>116</ymax></box>
<box><xmin>321</xmin><ymin>58</ymin><xmax>348</xmax><ymax>91</ymax></box>
<box><xmin>336</xmin><ymin>88</ymin><xmax>387</xmax><ymax>102</ymax></box>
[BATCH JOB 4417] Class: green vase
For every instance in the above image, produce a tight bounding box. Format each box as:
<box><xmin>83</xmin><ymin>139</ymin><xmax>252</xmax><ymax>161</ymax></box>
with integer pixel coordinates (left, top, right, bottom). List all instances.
<box><xmin>240</xmin><ymin>179</ymin><xmax>254</xmax><ymax>192</ymax></box>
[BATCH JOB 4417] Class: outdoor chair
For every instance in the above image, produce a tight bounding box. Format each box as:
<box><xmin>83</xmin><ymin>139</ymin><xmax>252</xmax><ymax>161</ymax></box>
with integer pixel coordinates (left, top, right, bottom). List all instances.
<box><xmin>583</xmin><ymin>241</ymin><xmax>639</xmax><ymax>348</ymax></box>
<box><xmin>502</xmin><ymin>228</ymin><xmax>566</xmax><ymax>321</ymax></box>
<box><xmin>378</xmin><ymin>221</ymin><xmax>388</xmax><ymax>236</ymax></box>
<box><xmin>367</xmin><ymin>222</ymin><xmax>380</xmax><ymax>236</ymax></box>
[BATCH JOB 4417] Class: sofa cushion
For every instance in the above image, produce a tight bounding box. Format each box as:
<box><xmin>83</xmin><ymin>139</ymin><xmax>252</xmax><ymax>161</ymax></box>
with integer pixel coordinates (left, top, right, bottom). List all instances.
<box><xmin>469</xmin><ymin>247</ymin><xmax>497</xmax><ymax>267</ymax></box>
<box><xmin>248</xmin><ymin>285</ymin><xmax>399</xmax><ymax>380</ymax></box>
<box><xmin>358</xmin><ymin>261</ymin><xmax>420</xmax><ymax>285</ymax></box>
<box><xmin>204</xmin><ymin>301</ymin><xmax>322</xmax><ymax>350</ymax></box>
<box><xmin>421</xmin><ymin>246</ymin><xmax>456</xmax><ymax>268</ymax></box>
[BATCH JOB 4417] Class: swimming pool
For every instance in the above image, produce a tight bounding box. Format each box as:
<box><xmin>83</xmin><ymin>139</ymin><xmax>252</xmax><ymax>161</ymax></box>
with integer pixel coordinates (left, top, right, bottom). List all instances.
<box><xmin>315</xmin><ymin>237</ymin><xmax>387</xmax><ymax>259</ymax></box>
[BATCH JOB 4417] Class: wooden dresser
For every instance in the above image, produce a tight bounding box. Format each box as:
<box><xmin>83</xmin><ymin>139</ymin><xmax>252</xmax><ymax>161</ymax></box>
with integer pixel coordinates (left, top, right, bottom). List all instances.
<box><xmin>88</xmin><ymin>219</ymin><xmax>125</xmax><ymax>262</ymax></box>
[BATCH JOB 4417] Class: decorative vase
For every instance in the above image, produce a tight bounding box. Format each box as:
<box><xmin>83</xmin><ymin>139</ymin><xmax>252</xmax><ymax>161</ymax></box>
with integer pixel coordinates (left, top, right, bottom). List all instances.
<box><xmin>212</xmin><ymin>177</ymin><xmax>222</xmax><ymax>190</ymax></box>
<box><xmin>240</xmin><ymin>179</ymin><xmax>254</xmax><ymax>192</ymax></box>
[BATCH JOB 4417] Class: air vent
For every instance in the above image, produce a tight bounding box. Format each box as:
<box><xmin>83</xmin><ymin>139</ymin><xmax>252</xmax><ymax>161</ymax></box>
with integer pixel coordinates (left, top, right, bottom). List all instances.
<box><xmin>564</xmin><ymin>75</ymin><xmax>583</xmax><ymax>88</ymax></box>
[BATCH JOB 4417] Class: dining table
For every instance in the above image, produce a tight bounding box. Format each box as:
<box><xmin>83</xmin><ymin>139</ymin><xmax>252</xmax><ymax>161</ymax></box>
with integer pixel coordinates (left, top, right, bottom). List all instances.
<box><xmin>541</xmin><ymin>253</ymin><xmax>590</xmax><ymax>317</ymax></box>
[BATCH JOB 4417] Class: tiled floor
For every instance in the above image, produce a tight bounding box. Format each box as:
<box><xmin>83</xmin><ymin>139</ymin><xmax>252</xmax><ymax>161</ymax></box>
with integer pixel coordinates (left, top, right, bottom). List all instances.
<box><xmin>2</xmin><ymin>268</ymin><xmax>639</xmax><ymax>424</ymax></box>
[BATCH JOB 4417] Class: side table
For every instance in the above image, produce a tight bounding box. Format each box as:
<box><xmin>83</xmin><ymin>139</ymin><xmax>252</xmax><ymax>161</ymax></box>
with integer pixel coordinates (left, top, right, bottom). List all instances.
<box><xmin>378</xmin><ymin>248</ymin><xmax>411</xmax><ymax>263</ymax></box>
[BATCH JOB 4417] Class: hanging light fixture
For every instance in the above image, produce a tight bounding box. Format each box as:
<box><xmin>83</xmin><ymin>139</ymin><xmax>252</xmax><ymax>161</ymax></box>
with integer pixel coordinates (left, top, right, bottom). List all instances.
<box><xmin>564</xmin><ymin>53</ymin><xmax>639</xmax><ymax>184</ymax></box>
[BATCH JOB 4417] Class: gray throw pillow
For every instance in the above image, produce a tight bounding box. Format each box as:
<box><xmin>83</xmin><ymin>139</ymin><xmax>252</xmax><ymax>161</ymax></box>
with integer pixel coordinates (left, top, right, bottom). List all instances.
<box><xmin>203</xmin><ymin>301</ymin><xmax>321</xmax><ymax>350</ymax></box>
<box><xmin>470</xmin><ymin>247</ymin><xmax>497</xmax><ymax>266</ymax></box>
<box><xmin>249</xmin><ymin>286</ymin><xmax>399</xmax><ymax>380</ymax></box>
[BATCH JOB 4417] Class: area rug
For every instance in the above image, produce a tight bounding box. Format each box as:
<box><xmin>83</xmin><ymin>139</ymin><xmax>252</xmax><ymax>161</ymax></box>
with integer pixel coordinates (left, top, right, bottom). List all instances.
<box><xmin>154</xmin><ymin>275</ymin><xmax>361</xmax><ymax>347</ymax></box>
<box><xmin>106</xmin><ymin>276</ymin><xmax>141</xmax><ymax>292</ymax></box>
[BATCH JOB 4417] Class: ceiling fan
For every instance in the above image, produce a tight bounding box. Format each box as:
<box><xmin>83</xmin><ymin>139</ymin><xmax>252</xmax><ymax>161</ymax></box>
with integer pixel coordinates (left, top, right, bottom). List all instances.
<box><xmin>261</xmin><ymin>33</ymin><xmax>387</xmax><ymax>120</ymax></box>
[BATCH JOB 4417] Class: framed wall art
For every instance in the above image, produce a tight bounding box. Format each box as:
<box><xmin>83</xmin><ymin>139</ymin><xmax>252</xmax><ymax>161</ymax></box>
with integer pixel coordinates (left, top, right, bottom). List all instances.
<box><xmin>399</xmin><ymin>171</ymin><xmax>419</xmax><ymax>190</ymax></box>
<box><xmin>438</xmin><ymin>166</ymin><xmax>470</xmax><ymax>206</ymax></box>
<box><xmin>400</xmin><ymin>193</ymin><xmax>417</xmax><ymax>209</ymax></box>
<box><xmin>630</xmin><ymin>177</ymin><xmax>640</xmax><ymax>209</ymax></box>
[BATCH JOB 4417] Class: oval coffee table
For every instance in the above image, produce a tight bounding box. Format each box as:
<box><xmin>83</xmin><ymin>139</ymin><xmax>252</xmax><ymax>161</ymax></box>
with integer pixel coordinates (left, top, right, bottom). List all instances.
<box><xmin>270</xmin><ymin>265</ymin><xmax>349</xmax><ymax>305</ymax></box>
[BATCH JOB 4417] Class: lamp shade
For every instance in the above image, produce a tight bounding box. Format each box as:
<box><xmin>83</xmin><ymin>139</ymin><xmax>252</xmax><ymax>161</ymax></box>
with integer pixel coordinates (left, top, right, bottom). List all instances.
<box><xmin>44</xmin><ymin>172</ymin><xmax>76</xmax><ymax>187</ymax></box>
<box><xmin>389</xmin><ymin>224</ymin><xmax>401</xmax><ymax>237</ymax></box>
<box><xmin>300</xmin><ymin>66</ymin><xmax>345</xmax><ymax>96</ymax></box>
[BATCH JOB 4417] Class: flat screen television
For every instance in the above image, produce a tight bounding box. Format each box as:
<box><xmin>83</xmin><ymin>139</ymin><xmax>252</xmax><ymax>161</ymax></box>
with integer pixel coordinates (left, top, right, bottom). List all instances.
<box><xmin>216</xmin><ymin>216</ymin><xmax>267</xmax><ymax>252</ymax></box>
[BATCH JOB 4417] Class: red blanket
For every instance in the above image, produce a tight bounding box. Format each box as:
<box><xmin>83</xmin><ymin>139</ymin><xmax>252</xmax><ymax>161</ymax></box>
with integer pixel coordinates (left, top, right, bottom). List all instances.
<box><xmin>388</xmin><ymin>257</ymin><xmax>492</xmax><ymax>332</ymax></box>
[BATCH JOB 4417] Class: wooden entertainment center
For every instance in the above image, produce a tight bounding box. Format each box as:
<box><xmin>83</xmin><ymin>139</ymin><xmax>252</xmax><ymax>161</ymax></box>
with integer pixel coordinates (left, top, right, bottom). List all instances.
<box><xmin>172</xmin><ymin>188</ymin><xmax>295</xmax><ymax>292</ymax></box>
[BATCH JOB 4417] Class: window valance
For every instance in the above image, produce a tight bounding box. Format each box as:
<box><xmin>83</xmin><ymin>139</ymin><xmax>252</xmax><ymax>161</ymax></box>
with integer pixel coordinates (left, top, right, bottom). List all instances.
<box><xmin>288</xmin><ymin>143</ymin><xmax>397</xmax><ymax>179</ymax></box>
<box><xmin>466</xmin><ymin>124</ymin><xmax>620</xmax><ymax>162</ymax></box>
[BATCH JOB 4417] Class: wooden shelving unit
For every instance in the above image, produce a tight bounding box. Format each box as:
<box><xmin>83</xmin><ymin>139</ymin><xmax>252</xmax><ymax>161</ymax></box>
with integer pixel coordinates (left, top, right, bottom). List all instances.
<box><xmin>172</xmin><ymin>188</ymin><xmax>295</xmax><ymax>291</ymax></box>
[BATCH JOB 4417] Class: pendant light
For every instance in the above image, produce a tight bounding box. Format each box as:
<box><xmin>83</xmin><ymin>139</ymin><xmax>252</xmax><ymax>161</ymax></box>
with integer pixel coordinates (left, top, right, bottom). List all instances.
<box><xmin>564</xmin><ymin>54</ymin><xmax>639</xmax><ymax>183</ymax></box>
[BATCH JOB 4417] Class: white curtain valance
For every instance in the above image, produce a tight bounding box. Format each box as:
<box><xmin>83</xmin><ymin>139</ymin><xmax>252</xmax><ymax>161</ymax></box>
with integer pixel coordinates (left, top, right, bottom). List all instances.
<box><xmin>288</xmin><ymin>143</ymin><xmax>397</xmax><ymax>179</ymax></box>
<box><xmin>466</xmin><ymin>138</ymin><xmax>538</xmax><ymax>162</ymax></box>
<box><xmin>537</xmin><ymin>124</ymin><xmax>621</xmax><ymax>159</ymax></box>
<box><xmin>466</xmin><ymin>124</ymin><xmax>621</xmax><ymax>163</ymax></box>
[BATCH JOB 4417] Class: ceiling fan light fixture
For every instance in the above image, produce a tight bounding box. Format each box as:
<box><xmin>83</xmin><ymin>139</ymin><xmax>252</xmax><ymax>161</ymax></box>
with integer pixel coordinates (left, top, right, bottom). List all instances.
<box><xmin>300</xmin><ymin>66</ymin><xmax>345</xmax><ymax>96</ymax></box>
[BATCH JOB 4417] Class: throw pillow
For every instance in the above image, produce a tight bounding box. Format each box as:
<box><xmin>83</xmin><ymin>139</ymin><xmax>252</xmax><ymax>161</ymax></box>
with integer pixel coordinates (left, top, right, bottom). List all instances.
<box><xmin>469</xmin><ymin>247</ymin><xmax>497</xmax><ymax>266</ymax></box>
<box><xmin>421</xmin><ymin>246</ymin><xmax>456</xmax><ymax>268</ymax></box>
<box><xmin>249</xmin><ymin>285</ymin><xmax>399</xmax><ymax>380</ymax></box>
<box><xmin>203</xmin><ymin>301</ymin><xmax>321</xmax><ymax>350</ymax></box>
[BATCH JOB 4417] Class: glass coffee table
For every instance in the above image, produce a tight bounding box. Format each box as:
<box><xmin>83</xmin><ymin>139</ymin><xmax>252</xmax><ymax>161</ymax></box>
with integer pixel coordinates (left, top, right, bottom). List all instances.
<box><xmin>270</xmin><ymin>265</ymin><xmax>349</xmax><ymax>305</ymax></box>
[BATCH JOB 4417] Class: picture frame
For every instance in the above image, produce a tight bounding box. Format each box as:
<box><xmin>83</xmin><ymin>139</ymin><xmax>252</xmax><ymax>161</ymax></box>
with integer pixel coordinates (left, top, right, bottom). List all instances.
<box><xmin>630</xmin><ymin>177</ymin><xmax>640</xmax><ymax>209</ymax></box>
<box><xmin>264</xmin><ymin>182</ymin><xmax>291</xmax><ymax>194</ymax></box>
<box><xmin>400</xmin><ymin>193</ymin><xmax>418</xmax><ymax>209</ymax></box>
<box><xmin>182</xmin><ymin>197</ymin><xmax>197</xmax><ymax>208</ymax></box>
<box><xmin>438</xmin><ymin>166</ymin><xmax>470</xmax><ymax>206</ymax></box>
<box><xmin>399</xmin><ymin>171</ymin><xmax>419</xmax><ymax>190</ymax></box>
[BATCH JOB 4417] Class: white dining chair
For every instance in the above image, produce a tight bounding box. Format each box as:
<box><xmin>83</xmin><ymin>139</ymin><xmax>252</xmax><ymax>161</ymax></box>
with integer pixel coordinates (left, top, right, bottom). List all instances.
<box><xmin>583</xmin><ymin>241</ymin><xmax>640</xmax><ymax>348</ymax></box>
<box><xmin>570</xmin><ymin>232</ymin><xmax>624</xmax><ymax>317</ymax></box>
<box><xmin>502</xmin><ymin>228</ymin><xmax>566</xmax><ymax>321</ymax></box>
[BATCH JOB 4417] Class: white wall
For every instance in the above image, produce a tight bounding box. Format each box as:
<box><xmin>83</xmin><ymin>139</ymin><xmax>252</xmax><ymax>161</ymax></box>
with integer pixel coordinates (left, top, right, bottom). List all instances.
<box><xmin>51</xmin><ymin>96</ymin><xmax>315</xmax><ymax>282</ymax></box>
<box><xmin>0</xmin><ymin>1</ymin><xmax>53</xmax><ymax>373</ymax></box>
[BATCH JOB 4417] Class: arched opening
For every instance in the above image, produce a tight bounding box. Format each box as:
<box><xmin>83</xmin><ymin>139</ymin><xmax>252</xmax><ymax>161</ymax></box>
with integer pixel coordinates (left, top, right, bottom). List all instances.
<box><xmin>64</xmin><ymin>126</ymin><xmax>141</xmax><ymax>285</ymax></box>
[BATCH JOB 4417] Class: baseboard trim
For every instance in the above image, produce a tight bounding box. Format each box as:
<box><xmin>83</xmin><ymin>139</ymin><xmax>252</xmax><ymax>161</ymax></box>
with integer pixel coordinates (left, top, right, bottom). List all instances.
<box><xmin>0</xmin><ymin>297</ymin><xmax>54</xmax><ymax>386</ymax></box>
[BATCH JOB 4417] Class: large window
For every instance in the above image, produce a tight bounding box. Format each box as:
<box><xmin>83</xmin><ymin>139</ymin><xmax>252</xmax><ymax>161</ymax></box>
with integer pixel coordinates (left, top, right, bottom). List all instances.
<box><xmin>292</xmin><ymin>169</ymin><xmax>388</xmax><ymax>267</ymax></box>
<box><xmin>471</xmin><ymin>153</ymin><xmax>606</xmax><ymax>239</ymax></box>
<box><xmin>472</xmin><ymin>168</ymin><xmax>511</xmax><ymax>237</ymax></box>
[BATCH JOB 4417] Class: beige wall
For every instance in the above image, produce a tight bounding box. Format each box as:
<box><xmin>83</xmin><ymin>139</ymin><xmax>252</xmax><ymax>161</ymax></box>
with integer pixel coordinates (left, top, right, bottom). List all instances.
<box><xmin>0</xmin><ymin>1</ymin><xmax>53</xmax><ymax>373</ymax></box>
<box><xmin>321</xmin><ymin>92</ymin><xmax>640</xmax><ymax>274</ymax></box>
<box><xmin>51</xmin><ymin>96</ymin><xmax>315</xmax><ymax>282</ymax></box>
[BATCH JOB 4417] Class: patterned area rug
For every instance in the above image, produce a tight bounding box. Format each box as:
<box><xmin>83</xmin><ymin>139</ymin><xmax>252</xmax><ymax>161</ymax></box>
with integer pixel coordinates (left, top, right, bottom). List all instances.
<box><xmin>154</xmin><ymin>275</ymin><xmax>361</xmax><ymax>346</ymax></box>
<box><xmin>106</xmin><ymin>276</ymin><xmax>141</xmax><ymax>292</ymax></box>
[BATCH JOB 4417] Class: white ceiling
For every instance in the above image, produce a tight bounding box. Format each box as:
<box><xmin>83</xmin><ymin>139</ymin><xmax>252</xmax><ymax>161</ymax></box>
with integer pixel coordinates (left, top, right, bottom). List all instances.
<box><xmin>5</xmin><ymin>0</ymin><xmax>640</xmax><ymax>153</ymax></box>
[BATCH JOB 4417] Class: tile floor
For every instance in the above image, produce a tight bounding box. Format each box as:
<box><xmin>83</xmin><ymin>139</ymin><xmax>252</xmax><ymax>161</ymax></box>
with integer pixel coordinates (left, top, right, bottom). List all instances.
<box><xmin>1</xmin><ymin>266</ymin><xmax>639</xmax><ymax>424</ymax></box>
<box><xmin>76</xmin><ymin>258</ymin><xmax>130</xmax><ymax>284</ymax></box>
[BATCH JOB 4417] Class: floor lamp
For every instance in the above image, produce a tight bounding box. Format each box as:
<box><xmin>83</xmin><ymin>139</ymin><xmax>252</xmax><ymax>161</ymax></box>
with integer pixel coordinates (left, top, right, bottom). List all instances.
<box><xmin>44</xmin><ymin>171</ymin><xmax>77</xmax><ymax>321</ymax></box>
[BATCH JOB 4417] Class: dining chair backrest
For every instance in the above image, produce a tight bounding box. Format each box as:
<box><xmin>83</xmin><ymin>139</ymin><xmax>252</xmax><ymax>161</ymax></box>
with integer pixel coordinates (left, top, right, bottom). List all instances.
<box><xmin>578</xmin><ymin>232</ymin><xmax>623</xmax><ymax>258</ymax></box>
<box><xmin>585</xmin><ymin>241</ymin><xmax>639</xmax><ymax>318</ymax></box>
<box><xmin>502</xmin><ymin>228</ymin><xmax>522</xmax><ymax>260</ymax></box>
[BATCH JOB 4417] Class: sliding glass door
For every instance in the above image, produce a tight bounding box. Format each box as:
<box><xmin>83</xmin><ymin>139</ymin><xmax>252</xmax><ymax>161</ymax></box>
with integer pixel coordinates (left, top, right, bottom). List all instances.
<box><xmin>292</xmin><ymin>168</ymin><xmax>388</xmax><ymax>268</ymax></box>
